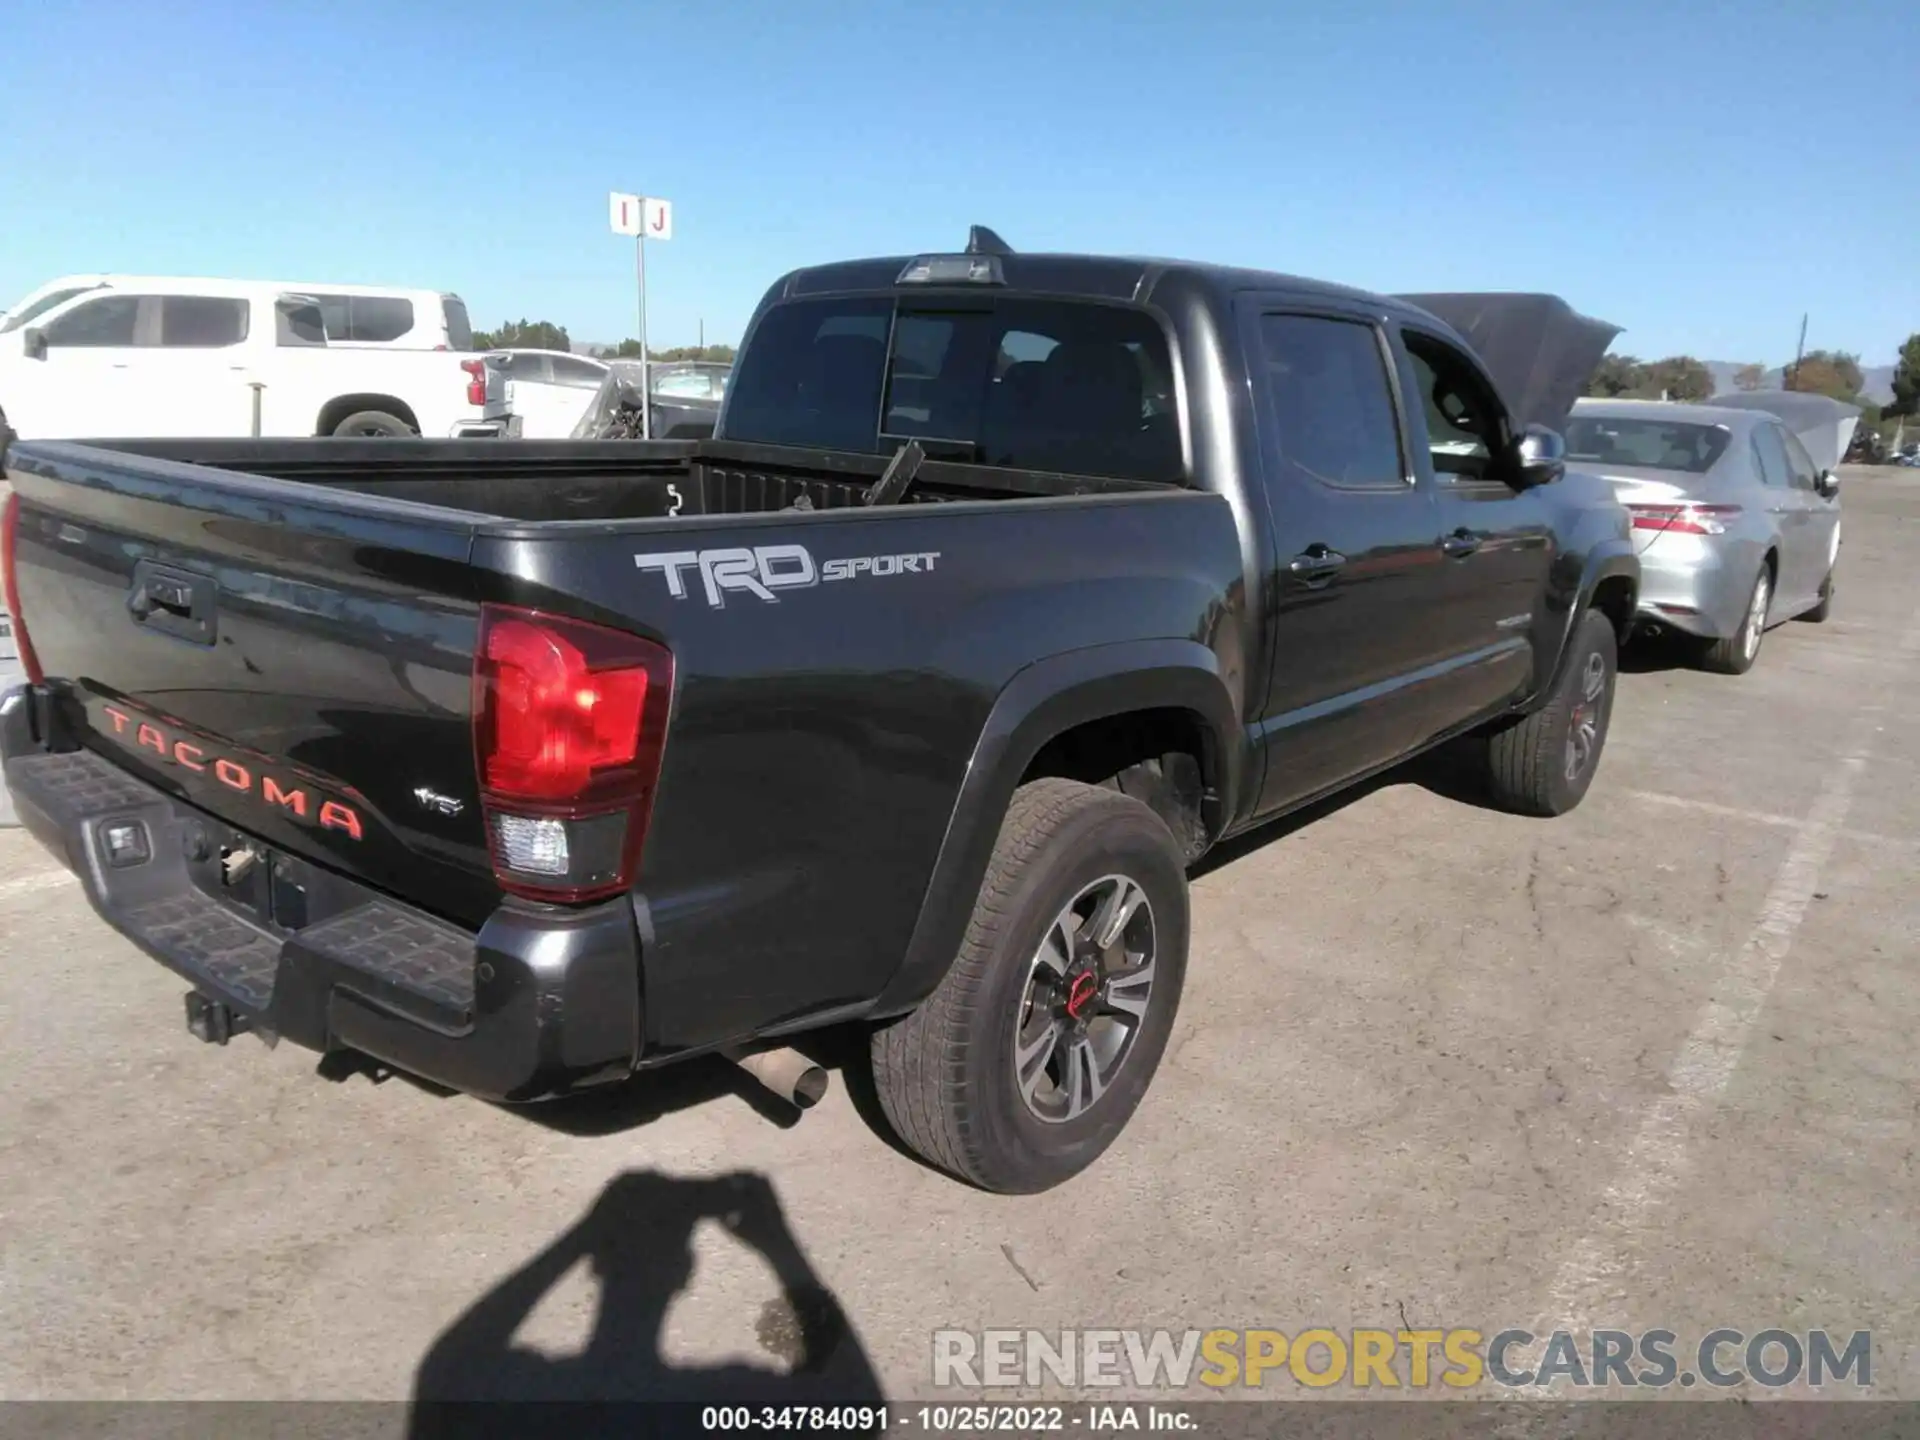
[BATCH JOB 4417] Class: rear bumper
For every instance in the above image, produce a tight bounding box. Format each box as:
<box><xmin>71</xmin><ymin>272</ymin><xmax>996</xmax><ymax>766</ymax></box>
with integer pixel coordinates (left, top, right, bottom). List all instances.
<box><xmin>0</xmin><ymin>685</ymin><xmax>640</xmax><ymax>1102</ymax></box>
<box><xmin>1633</xmin><ymin>533</ymin><xmax>1760</xmax><ymax>640</ymax></box>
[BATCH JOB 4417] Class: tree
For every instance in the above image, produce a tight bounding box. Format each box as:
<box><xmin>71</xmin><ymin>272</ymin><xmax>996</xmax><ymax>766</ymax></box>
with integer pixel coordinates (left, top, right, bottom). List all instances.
<box><xmin>1733</xmin><ymin>363</ymin><xmax>1766</xmax><ymax>391</ymax></box>
<box><xmin>1889</xmin><ymin>333</ymin><xmax>1920</xmax><ymax>418</ymax></box>
<box><xmin>1587</xmin><ymin>354</ymin><xmax>1645</xmax><ymax>397</ymax></box>
<box><xmin>593</xmin><ymin>340</ymin><xmax>738</xmax><ymax>363</ymax></box>
<box><xmin>1785</xmin><ymin>349</ymin><xmax>1863</xmax><ymax>401</ymax></box>
<box><xmin>471</xmin><ymin>319</ymin><xmax>572</xmax><ymax>352</ymax></box>
<box><xmin>1644</xmin><ymin>355</ymin><xmax>1713</xmax><ymax>402</ymax></box>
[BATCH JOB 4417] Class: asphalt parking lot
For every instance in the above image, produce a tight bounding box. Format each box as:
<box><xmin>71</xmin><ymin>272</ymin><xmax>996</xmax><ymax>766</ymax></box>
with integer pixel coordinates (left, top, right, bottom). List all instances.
<box><xmin>0</xmin><ymin>466</ymin><xmax>1914</xmax><ymax>1410</ymax></box>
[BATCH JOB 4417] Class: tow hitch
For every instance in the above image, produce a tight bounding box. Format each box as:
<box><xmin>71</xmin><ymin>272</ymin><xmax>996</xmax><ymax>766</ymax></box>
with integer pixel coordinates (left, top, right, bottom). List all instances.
<box><xmin>184</xmin><ymin>990</ymin><xmax>250</xmax><ymax>1046</ymax></box>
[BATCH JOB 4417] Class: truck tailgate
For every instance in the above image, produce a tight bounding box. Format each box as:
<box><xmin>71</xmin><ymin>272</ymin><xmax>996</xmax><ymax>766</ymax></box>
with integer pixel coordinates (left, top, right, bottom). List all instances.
<box><xmin>3</xmin><ymin>442</ymin><xmax>500</xmax><ymax>927</ymax></box>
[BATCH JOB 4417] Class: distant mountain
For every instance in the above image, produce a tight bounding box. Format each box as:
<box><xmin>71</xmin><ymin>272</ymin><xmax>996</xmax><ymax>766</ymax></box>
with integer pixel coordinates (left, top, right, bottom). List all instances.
<box><xmin>1703</xmin><ymin>361</ymin><xmax>1894</xmax><ymax>405</ymax></box>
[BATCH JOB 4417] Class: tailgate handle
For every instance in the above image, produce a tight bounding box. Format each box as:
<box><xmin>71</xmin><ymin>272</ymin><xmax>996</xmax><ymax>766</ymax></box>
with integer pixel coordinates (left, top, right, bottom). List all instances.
<box><xmin>128</xmin><ymin>562</ymin><xmax>217</xmax><ymax>646</ymax></box>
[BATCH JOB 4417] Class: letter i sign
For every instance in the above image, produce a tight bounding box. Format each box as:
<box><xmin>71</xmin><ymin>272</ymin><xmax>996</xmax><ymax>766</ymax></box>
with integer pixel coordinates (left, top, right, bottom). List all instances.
<box><xmin>610</xmin><ymin>192</ymin><xmax>672</xmax><ymax>240</ymax></box>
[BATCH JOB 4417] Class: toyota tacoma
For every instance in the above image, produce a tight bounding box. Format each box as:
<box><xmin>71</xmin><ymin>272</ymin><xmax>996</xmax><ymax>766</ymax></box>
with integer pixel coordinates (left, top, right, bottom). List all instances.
<box><xmin>0</xmin><ymin>229</ymin><xmax>1635</xmax><ymax>1192</ymax></box>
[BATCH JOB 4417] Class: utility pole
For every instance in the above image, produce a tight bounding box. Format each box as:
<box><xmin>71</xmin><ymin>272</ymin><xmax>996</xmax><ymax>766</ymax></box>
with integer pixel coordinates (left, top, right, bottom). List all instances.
<box><xmin>1789</xmin><ymin>313</ymin><xmax>1808</xmax><ymax>391</ymax></box>
<box><xmin>635</xmin><ymin>233</ymin><xmax>652</xmax><ymax>443</ymax></box>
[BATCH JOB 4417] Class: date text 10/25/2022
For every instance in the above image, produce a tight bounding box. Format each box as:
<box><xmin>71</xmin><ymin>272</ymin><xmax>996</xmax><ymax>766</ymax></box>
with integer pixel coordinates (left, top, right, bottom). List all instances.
<box><xmin>699</xmin><ymin>1406</ymin><xmax>1195</xmax><ymax>1432</ymax></box>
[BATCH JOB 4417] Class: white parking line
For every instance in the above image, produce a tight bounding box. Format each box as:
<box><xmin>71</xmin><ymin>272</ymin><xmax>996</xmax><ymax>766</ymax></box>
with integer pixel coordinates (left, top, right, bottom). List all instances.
<box><xmin>0</xmin><ymin>869</ymin><xmax>77</xmax><ymax>903</ymax></box>
<box><xmin>1538</xmin><ymin>614</ymin><xmax>1920</xmax><ymax>1348</ymax></box>
<box><xmin>1622</xmin><ymin>788</ymin><xmax>1920</xmax><ymax>853</ymax></box>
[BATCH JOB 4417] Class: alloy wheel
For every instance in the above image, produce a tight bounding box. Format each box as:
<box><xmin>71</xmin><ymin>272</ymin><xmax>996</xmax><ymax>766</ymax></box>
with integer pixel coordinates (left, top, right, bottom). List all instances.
<box><xmin>1564</xmin><ymin>649</ymin><xmax>1608</xmax><ymax>782</ymax></box>
<box><xmin>1013</xmin><ymin>874</ymin><xmax>1157</xmax><ymax>1125</ymax></box>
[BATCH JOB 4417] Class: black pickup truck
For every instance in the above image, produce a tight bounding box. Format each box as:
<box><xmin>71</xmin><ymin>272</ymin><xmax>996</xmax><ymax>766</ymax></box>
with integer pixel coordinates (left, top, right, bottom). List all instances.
<box><xmin>0</xmin><ymin>230</ymin><xmax>1635</xmax><ymax>1193</ymax></box>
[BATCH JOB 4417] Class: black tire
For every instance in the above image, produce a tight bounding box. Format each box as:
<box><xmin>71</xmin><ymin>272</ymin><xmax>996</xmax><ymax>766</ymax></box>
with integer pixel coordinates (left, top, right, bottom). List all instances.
<box><xmin>870</xmin><ymin>778</ymin><xmax>1189</xmax><ymax>1193</ymax></box>
<box><xmin>331</xmin><ymin>409</ymin><xmax>415</xmax><ymax>438</ymax></box>
<box><xmin>1484</xmin><ymin>607</ymin><xmax>1618</xmax><ymax>818</ymax></box>
<box><xmin>1699</xmin><ymin>563</ymin><xmax>1772</xmax><ymax>674</ymax></box>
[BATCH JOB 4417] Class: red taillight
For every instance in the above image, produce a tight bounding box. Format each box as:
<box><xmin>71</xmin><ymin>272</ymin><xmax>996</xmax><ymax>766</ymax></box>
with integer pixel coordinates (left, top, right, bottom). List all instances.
<box><xmin>472</xmin><ymin>605</ymin><xmax>672</xmax><ymax>903</ymax></box>
<box><xmin>1</xmin><ymin>492</ymin><xmax>44</xmax><ymax>684</ymax></box>
<box><xmin>1626</xmin><ymin>502</ymin><xmax>1742</xmax><ymax>537</ymax></box>
<box><xmin>461</xmin><ymin>358</ymin><xmax>487</xmax><ymax>407</ymax></box>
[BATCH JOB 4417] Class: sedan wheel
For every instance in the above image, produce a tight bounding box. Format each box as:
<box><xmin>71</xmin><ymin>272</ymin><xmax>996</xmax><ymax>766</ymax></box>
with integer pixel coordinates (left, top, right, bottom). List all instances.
<box><xmin>1700</xmin><ymin>566</ymin><xmax>1772</xmax><ymax>675</ymax></box>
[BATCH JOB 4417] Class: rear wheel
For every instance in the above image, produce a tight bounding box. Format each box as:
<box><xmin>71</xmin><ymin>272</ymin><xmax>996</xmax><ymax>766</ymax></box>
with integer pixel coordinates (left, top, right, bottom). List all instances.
<box><xmin>331</xmin><ymin>410</ymin><xmax>415</xmax><ymax>438</ymax></box>
<box><xmin>1483</xmin><ymin>607</ymin><xmax>1618</xmax><ymax>817</ymax></box>
<box><xmin>1700</xmin><ymin>565</ymin><xmax>1771</xmax><ymax>674</ymax></box>
<box><xmin>870</xmin><ymin>778</ymin><xmax>1189</xmax><ymax>1193</ymax></box>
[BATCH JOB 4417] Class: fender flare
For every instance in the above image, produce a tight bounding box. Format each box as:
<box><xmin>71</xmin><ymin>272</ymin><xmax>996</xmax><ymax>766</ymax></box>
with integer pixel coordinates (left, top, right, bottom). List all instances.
<box><xmin>870</xmin><ymin>638</ymin><xmax>1242</xmax><ymax>1016</ymax></box>
<box><xmin>1544</xmin><ymin>540</ymin><xmax>1638</xmax><ymax>699</ymax></box>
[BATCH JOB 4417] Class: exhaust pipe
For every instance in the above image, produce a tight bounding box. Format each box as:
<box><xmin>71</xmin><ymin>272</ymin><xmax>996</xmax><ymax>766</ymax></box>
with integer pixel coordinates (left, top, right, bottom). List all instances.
<box><xmin>726</xmin><ymin>1045</ymin><xmax>829</xmax><ymax>1110</ymax></box>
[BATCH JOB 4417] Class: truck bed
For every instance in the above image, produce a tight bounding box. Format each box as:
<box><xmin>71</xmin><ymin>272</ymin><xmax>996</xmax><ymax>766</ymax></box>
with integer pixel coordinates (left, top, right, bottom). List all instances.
<box><xmin>87</xmin><ymin>437</ymin><xmax>1179</xmax><ymax>524</ymax></box>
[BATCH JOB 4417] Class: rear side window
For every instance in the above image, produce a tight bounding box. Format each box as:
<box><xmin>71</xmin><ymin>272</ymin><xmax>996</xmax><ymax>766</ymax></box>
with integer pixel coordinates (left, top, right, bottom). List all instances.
<box><xmin>442</xmin><ymin>296</ymin><xmax>473</xmax><ymax>350</ymax></box>
<box><xmin>723</xmin><ymin>296</ymin><xmax>1182</xmax><ymax>482</ymax></box>
<box><xmin>40</xmin><ymin>295</ymin><xmax>140</xmax><ymax>347</ymax></box>
<box><xmin>1259</xmin><ymin>314</ymin><xmax>1404</xmax><ymax>488</ymax></box>
<box><xmin>308</xmin><ymin>293</ymin><xmax>416</xmax><ymax>343</ymax></box>
<box><xmin>158</xmin><ymin>295</ymin><xmax>249</xmax><ymax>347</ymax></box>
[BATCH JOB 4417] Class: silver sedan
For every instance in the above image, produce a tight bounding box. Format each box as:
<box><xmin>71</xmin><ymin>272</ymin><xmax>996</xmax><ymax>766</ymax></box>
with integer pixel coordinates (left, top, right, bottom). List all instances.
<box><xmin>1565</xmin><ymin>399</ymin><xmax>1842</xmax><ymax>673</ymax></box>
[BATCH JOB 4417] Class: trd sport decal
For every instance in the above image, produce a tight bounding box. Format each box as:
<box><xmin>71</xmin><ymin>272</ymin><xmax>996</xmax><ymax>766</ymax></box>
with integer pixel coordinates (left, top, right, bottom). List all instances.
<box><xmin>634</xmin><ymin>544</ymin><xmax>941</xmax><ymax>608</ymax></box>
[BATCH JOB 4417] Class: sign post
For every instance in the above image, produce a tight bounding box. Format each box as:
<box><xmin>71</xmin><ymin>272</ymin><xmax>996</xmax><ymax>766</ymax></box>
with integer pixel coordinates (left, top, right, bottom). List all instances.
<box><xmin>609</xmin><ymin>190</ymin><xmax>673</xmax><ymax>439</ymax></box>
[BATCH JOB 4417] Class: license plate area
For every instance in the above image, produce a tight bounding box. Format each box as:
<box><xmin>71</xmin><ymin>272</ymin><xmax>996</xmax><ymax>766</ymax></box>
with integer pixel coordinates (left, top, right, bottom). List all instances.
<box><xmin>181</xmin><ymin>815</ymin><xmax>363</xmax><ymax>936</ymax></box>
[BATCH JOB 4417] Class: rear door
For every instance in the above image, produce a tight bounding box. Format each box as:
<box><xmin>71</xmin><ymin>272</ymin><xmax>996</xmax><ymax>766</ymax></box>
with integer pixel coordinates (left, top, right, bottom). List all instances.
<box><xmin>138</xmin><ymin>295</ymin><xmax>256</xmax><ymax>435</ymax></box>
<box><xmin>1394</xmin><ymin>320</ymin><xmax>1554</xmax><ymax>729</ymax></box>
<box><xmin>1242</xmin><ymin>303</ymin><xmax>1446</xmax><ymax>815</ymax></box>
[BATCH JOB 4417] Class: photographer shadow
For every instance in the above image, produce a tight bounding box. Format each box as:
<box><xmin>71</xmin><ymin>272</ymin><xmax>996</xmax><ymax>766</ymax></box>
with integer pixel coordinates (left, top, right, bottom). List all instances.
<box><xmin>409</xmin><ymin>1169</ymin><xmax>883</xmax><ymax>1435</ymax></box>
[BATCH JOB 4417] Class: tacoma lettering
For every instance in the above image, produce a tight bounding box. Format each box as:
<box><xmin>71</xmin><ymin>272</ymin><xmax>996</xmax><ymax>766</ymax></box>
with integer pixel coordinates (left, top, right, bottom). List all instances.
<box><xmin>98</xmin><ymin>705</ymin><xmax>363</xmax><ymax>841</ymax></box>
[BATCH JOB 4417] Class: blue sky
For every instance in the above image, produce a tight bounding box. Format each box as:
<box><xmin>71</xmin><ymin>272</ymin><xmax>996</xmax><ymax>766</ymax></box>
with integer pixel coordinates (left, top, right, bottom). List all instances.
<box><xmin>3</xmin><ymin>0</ymin><xmax>1913</xmax><ymax>366</ymax></box>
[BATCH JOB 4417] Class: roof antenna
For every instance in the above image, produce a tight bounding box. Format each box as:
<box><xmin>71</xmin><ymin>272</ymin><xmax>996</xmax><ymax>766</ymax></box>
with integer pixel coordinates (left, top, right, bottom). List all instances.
<box><xmin>965</xmin><ymin>225</ymin><xmax>1014</xmax><ymax>257</ymax></box>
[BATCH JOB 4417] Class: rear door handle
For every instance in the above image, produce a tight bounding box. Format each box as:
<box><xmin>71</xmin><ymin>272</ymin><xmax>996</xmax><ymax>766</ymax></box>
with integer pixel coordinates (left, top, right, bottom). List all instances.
<box><xmin>1288</xmin><ymin>547</ymin><xmax>1347</xmax><ymax>585</ymax></box>
<box><xmin>1440</xmin><ymin>529</ymin><xmax>1481</xmax><ymax>558</ymax></box>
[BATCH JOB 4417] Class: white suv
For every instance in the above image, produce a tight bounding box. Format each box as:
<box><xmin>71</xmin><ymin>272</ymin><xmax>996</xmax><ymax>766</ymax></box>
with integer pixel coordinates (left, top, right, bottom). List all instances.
<box><xmin>1</xmin><ymin>275</ymin><xmax>474</xmax><ymax>352</ymax></box>
<box><xmin>0</xmin><ymin>279</ymin><xmax>488</xmax><ymax>439</ymax></box>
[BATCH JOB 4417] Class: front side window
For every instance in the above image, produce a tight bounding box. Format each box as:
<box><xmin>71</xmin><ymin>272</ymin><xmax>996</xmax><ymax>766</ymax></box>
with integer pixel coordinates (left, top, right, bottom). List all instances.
<box><xmin>1751</xmin><ymin>425</ymin><xmax>1790</xmax><ymax>488</ymax></box>
<box><xmin>1401</xmin><ymin>329</ymin><xmax>1505</xmax><ymax>481</ymax></box>
<box><xmin>158</xmin><ymin>295</ymin><xmax>249</xmax><ymax>348</ymax></box>
<box><xmin>723</xmin><ymin>295</ymin><xmax>1181</xmax><ymax>482</ymax></box>
<box><xmin>41</xmin><ymin>294</ymin><xmax>140</xmax><ymax>347</ymax></box>
<box><xmin>1259</xmin><ymin>314</ymin><xmax>1405</xmax><ymax>489</ymax></box>
<box><xmin>1780</xmin><ymin>428</ymin><xmax>1820</xmax><ymax>489</ymax></box>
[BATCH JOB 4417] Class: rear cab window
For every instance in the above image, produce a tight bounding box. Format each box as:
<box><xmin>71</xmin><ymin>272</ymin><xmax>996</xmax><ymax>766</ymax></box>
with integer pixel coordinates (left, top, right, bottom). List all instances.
<box><xmin>722</xmin><ymin>295</ymin><xmax>1183</xmax><ymax>484</ymax></box>
<box><xmin>442</xmin><ymin>296</ymin><xmax>474</xmax><ymax>351</ymax></box>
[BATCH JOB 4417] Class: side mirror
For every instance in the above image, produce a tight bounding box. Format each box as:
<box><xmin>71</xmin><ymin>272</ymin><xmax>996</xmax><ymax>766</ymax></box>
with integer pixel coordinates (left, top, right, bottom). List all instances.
<box><xmin>1512</xmin><ymin>423</ymin><xmax>1566</xmax><ymax>487</ymax></box>
<box><xmin>1816</xmin><ymin>469</ymin><xmax>1840</xmax><ymax>499</ymax></box>
<box><xmin>22</xmin><ymin>327</ymin><xmax>46</xmax><ymax>360</ymax></box>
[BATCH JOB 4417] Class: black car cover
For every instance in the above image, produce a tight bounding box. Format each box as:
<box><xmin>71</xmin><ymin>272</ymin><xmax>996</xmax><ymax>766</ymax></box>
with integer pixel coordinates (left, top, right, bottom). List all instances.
<box><xmin>1395</xmin><ymin>293</ymin><xmax>1622</xmax><ymax>437</ymax></box>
